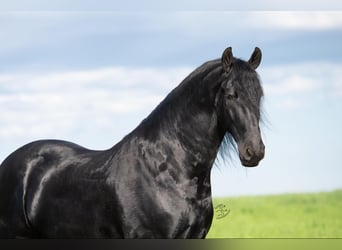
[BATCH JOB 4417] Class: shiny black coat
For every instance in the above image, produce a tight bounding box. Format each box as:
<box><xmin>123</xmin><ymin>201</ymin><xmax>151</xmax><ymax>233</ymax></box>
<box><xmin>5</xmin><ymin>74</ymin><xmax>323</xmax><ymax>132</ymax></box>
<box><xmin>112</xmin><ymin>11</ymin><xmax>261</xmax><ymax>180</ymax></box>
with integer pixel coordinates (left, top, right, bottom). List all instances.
<box><xmin>0</xmin><ymin>47</ymin><xmax>264</xmax><ymax>238</ymax></box>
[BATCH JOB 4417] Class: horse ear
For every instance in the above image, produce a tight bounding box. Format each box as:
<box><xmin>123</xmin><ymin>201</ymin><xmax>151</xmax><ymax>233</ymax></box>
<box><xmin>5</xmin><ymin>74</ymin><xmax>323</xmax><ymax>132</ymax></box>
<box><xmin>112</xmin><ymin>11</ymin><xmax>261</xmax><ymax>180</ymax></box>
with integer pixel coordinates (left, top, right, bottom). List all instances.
<box><xmin>248</xmin><ymin>47</ymin><xmax>262</xmax><ymax>70</ymax></box>
<box><xmin>221</xmin><ymin>47</ymin><xmax>233</xmax><ymax>72</ymax></box>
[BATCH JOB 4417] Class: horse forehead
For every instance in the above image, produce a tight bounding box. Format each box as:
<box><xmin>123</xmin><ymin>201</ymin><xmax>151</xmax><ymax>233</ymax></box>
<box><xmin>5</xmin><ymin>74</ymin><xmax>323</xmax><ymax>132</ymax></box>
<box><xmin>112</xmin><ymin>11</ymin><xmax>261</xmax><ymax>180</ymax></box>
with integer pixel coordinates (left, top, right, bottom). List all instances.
<box><xmin>232</xmin><ymin>68</ymin><xmax>262</xmax><ymax>93</ymax></box>
<box><xmin>231</xmin><ymin>68</ymin><xmax>263</xmax><ymax>108</ymax></box>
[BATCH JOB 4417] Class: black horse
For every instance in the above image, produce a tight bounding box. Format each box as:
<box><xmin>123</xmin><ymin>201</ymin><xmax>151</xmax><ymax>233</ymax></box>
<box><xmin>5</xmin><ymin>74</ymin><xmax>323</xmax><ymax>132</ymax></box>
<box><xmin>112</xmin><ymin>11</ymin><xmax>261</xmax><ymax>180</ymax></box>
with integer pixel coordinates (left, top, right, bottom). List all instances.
<box><xmin>0</xmin><ymin>47</ymin><xmax>265</xmax><ymax>238</ymax></box>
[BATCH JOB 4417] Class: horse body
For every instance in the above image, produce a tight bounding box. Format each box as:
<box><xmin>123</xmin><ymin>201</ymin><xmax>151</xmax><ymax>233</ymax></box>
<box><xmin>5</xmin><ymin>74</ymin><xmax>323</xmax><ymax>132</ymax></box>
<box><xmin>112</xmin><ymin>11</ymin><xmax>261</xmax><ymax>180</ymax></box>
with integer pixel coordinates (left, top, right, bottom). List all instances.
<box><xmin>0</xmin><ymin>47</ymin><xmax>265</xmax><ymax>238</ymax></box>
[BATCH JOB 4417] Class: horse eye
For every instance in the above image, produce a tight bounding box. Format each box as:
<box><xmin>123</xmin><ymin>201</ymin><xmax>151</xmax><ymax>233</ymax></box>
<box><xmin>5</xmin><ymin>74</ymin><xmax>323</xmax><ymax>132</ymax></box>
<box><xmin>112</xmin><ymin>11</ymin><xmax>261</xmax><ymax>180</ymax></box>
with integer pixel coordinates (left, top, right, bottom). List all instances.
<box><xmin>227</xmin><ymin>91</ymin><xmax>238</xmax><ymax>100</ymax></box>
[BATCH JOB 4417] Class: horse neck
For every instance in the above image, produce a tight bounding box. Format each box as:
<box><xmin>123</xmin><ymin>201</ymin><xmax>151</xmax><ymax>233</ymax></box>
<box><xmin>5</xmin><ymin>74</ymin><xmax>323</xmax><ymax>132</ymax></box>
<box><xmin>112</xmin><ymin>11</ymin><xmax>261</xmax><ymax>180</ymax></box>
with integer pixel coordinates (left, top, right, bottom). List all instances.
<box><xmin>134</xmin><ymin>63</ymin><xmax>225</xmax><ymax>173</ymax></box>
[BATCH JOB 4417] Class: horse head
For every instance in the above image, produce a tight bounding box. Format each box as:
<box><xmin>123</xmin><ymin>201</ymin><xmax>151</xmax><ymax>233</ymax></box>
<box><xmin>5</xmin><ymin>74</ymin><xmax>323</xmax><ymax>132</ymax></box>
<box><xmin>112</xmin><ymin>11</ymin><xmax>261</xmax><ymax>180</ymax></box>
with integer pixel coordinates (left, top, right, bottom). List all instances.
<box><xmin>216</xmin><ymin>47</ymin><xmax>265</xmax><ymax>167</ymax></box>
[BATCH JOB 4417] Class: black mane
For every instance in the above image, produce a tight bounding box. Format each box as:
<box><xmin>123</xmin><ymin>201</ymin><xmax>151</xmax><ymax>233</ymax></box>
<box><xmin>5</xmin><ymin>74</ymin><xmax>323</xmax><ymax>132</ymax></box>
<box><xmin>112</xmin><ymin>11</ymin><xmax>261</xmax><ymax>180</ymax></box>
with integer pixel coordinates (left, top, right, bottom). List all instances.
<box><xmin>135</xmin><ymin>58</ymin><xmax>264</xmax><ymax>165</ymax></box>
<box><xmin>134</xmin><ymin>59</ymin><xmax>223</xmax><ymax>140</ymax></box>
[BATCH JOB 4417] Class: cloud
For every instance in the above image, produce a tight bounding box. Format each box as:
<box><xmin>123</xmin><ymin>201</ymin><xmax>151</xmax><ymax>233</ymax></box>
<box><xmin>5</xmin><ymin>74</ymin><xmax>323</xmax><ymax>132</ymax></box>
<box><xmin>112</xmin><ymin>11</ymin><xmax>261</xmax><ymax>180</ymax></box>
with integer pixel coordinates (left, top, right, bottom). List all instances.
<box><xmin>2</xmin><ymin>67</ymin><xmax>191</xmax><ymax>92</ymax></box>
<box><xmin>261</xmin><ymin>61</ymin><xmax>342</xmax><ymax>109</ymax></box>
<box><xmin>262</xmin><ymin>61</ymin><xmax>342</xmax><ymax>95</ymax></box>
<box><xmin>250</xmin><ymin>12</ymin><xmax>342</xmax><ymax>30</ymax></box>
<box><xmin>263</xmin><ymin>74</ymin><xmax>323</xmax><ymax>95</ymax></box>
<box><xmin>0</xmin><ymin>67</ymin><xmax>192</xmax><ymax>140</ymax></box>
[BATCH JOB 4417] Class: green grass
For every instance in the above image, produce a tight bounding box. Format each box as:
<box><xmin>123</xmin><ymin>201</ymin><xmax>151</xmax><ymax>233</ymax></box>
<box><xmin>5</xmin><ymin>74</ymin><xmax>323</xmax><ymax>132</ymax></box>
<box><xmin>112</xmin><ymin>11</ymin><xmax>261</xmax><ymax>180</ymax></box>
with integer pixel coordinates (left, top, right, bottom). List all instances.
<box><xmin>207</xmin><ymin>189</ymin><xmax>342</xmax><ymax>238</ymax></box>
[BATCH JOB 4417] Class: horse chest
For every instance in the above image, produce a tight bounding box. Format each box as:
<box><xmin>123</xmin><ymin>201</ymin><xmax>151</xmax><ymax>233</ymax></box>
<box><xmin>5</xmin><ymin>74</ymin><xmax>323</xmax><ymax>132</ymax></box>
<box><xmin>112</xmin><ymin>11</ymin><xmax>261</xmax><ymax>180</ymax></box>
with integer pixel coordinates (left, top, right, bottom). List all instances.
<box><xmin>119</xmin><ymin>195</ymin><xmax>212</xmax><ymax>238</ymax></box>
<box><xmin>113</xmin><ymin>172</ymin><xmax>212</xmax><ymax>238</ymax></box>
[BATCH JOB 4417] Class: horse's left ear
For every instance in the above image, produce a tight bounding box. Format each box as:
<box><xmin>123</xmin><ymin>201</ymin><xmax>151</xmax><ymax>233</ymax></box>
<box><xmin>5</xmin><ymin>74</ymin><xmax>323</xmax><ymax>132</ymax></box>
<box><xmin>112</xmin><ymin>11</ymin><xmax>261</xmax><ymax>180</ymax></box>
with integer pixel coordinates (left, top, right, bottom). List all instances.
<box><xmin>248</xmin><ymin>47</ymin><xmax>262</xmax><ymax>70</ymax></box>
<box><xmin>222</xmin><ymin>47</ymin><xmax>233</xmax><ymax>73</ymax></box>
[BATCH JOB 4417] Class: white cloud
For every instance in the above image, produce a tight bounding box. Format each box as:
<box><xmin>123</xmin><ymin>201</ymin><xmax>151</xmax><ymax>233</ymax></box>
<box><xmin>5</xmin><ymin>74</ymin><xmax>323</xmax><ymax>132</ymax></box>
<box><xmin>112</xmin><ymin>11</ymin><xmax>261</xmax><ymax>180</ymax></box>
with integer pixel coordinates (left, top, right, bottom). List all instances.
<box><xmin>170</xmin><ymin>12</ymin><xmax>342</xmax><ymax>34</ymax></box>
<box><xmin>0</xmin><ymin>67</ymin><xmax>191</xmax><ymax>141</ymax></box>
<box><xmin>263</xmin><ymin>75</ymin><xmax>323</xmax><ymax>95</ymax></box>
<box><xmin>332</xmin><ymin>74</ymin><xmax>342</xmax><ymax>96</ymax></box>
<box><xmin>249</xmin><ymin>11</ymin><xmax>342</xmax><ymax>30</ymax></box>
<box><xmin>1</xmin><ymin>67</ymin><xmax>191</xmax><ymax>92</ymax></box>
<box><xmin>261</xmin><ymin>61</ymin><xmax>342</xmax><ymax>109</ymax></box>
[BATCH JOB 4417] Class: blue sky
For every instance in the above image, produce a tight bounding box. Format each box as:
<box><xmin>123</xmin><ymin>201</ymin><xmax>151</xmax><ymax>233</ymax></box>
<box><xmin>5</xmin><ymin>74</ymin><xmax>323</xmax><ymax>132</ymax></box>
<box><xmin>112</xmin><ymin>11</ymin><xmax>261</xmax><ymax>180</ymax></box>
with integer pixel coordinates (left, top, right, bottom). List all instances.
<box><xmin>0</xmin><ymin>9</ymin><xmax>342</xmax><ymax>197</ymax></box>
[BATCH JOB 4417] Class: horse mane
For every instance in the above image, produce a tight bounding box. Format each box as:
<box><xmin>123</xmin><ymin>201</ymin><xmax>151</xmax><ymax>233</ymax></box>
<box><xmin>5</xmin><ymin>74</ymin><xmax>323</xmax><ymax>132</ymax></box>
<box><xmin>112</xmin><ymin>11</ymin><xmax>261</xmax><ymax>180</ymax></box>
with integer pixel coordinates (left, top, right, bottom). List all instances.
<box><xmin>133</xmin><ymin>57</ymin><xmax>264</xmax><ymax>167</ymax></box>
<box><xmin>134</xmin><ymin>59</ymin><xmax>222</xmax><ymax>139</ymax></box>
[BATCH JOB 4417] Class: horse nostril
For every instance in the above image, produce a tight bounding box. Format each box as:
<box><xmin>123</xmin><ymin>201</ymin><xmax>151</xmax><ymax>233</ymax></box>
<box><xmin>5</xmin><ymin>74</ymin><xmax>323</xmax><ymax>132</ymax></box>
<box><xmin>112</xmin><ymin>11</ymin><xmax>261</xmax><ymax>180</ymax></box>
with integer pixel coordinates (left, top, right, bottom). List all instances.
<box><xmin>246</xmin><ymin>148</ymin><xmax>253</xmax><ymax>158</ymax></box>
<box><xmin>241</xmin><ymin>144</ymin><xmax>264</xmax><ymax>167</ymax></box>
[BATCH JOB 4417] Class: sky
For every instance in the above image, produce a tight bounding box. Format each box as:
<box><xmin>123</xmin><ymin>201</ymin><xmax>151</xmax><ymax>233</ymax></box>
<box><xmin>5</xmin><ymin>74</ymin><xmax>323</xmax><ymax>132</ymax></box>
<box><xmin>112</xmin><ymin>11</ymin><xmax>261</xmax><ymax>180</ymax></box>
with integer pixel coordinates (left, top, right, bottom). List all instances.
<box><xmin>0</xmin><ymin>5</ymin><xmax>342</xmax><ymax>197</ymax></box>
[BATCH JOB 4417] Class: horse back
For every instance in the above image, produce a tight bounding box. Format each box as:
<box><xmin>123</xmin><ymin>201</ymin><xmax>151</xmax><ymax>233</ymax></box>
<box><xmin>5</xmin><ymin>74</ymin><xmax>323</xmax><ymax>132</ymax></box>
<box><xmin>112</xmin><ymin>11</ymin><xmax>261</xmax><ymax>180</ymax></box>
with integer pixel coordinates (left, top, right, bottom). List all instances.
<box><xmin>0</xmin><ymin>140</ymin><xmax>116</xmax><ymax>238</ymax></box>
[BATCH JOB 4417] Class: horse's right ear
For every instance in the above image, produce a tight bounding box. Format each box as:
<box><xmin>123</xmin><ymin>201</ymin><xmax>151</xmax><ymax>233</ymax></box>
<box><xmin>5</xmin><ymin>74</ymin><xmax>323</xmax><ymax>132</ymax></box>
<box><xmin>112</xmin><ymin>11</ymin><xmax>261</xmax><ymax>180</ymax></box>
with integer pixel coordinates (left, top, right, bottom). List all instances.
<box><xmin>221</xmin><ymin>47</ymin><xmax>233</xmax><ymax>73</ymax></box>
<box><xmin>248</xmin><ymin>47</ymin><xmax>262</xmax><ymax>70</ymax></box>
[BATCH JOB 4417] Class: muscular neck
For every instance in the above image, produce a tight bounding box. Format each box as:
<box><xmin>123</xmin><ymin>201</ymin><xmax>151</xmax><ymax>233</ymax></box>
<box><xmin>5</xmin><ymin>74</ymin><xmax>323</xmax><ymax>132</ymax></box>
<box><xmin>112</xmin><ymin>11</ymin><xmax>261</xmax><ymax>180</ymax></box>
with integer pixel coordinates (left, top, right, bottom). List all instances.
<box><xmin>133</xmin><ymin>66</ymin><xmax>225</xmax><ymax>183</ymax></box>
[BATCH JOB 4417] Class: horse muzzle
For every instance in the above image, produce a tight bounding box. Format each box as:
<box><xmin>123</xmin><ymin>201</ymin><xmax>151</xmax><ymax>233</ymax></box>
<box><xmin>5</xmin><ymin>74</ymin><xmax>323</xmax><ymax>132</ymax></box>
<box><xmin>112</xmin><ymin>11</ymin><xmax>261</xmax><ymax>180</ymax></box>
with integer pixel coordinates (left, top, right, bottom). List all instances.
<box><xmin>239</xmin><ymin>142</ymin><xmax>265</xmax><ymax>167</ymax></box>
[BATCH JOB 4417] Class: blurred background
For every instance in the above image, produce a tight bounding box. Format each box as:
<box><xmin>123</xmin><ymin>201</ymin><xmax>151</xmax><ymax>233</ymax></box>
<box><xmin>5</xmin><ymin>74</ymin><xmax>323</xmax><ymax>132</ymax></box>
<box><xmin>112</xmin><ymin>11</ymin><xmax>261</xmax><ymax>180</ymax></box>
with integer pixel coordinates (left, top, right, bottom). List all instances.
<box><xmin>0</xmin><ymin>6</ymin><xmax>341</xmax><ymax>199</ymax></box>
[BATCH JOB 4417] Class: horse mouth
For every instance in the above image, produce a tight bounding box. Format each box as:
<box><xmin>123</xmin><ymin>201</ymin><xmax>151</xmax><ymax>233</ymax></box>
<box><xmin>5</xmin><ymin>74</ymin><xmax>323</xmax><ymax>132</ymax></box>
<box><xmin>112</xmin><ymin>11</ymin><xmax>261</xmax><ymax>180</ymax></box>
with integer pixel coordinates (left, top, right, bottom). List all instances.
<box><xmin>239</xmin><ymin>145</ymin><xmax>265</xmax><ymax>167</ymax></box>
<box><xmin>241</xmin><ymin>159</ymin><xmax>261</xmax><ymax>167</ymax></box>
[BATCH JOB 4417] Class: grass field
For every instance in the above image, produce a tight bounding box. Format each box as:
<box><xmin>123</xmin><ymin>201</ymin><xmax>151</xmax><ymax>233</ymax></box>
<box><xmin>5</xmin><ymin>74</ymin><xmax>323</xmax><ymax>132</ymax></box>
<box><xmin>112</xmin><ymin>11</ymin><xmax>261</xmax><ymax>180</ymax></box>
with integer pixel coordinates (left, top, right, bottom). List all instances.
<box><xmin>207</xmin><ymin>189</ymin><xmax>342</xmax><ymax>238</ymax></box>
